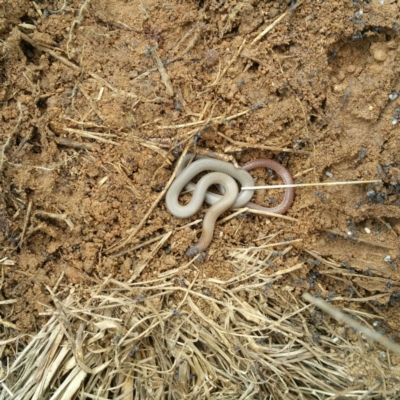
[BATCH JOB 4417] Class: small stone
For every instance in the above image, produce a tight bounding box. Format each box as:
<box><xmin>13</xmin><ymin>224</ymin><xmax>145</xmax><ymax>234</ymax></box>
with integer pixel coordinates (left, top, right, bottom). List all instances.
<box><xmin>371</xmin><ymin>44</ymin><xmax>387</xmax><ymax>62</ymax></box>
<box><xmin>128</xmin><ymin>70</ymin><xmax>138</xmax><ymax>78</ymax></box>
<box><xmin>83</xmin><ymin>259</ymin><xmax>94</xmax><ymax>273</ymax></box>
<box><xmin>333</xmin><ymin>84</ymin><xmax>344</xmax><ymax>93</ymax></box>
<box><xmin>65</xmin><ymin>266</ymin><xmax>86</xmax><ymax>284</ymax></box>
<box><xmin>347</xmin><ymin>65</ymin><xmax>356</xmax><ymax>73</ymax></box>
<box><xmin>204</xmin><ymin>49</ymin><xmax>219</xmax><ymax>67</ymax></box>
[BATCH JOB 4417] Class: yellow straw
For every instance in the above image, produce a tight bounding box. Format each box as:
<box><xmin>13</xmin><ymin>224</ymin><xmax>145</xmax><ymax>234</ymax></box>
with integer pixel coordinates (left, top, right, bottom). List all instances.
<box><xmin>241</xmin><ymin>180</ymin><xmax>380</xmax><ymax>191</ymax></box>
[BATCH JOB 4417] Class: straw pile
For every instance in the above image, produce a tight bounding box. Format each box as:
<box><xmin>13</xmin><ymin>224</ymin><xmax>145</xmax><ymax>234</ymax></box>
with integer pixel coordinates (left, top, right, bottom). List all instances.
<box><xmin>2</xmin><ymin>247</ymin><xmax>399</xmax><ymax>399</ymax></box>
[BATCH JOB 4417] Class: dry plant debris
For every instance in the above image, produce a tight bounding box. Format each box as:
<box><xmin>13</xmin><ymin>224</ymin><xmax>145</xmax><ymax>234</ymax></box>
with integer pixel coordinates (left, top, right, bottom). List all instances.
<box><xmin>2</xmin><ymin>260</ymin><xmax>400</xmax><ymax>400</ymax></box>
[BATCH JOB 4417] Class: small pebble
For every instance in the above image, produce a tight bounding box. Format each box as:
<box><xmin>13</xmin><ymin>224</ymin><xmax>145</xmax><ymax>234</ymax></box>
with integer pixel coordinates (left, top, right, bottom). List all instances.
<box><xmin>384</xmin><ymin>255</ymin><xmax>392</xmax><ymax>262</ymax></box>
<box><xmin>389</xmin><ymin>92</ymin><xmax>398</xmax><ymax>101</ymax></box>
<box><xmin>204</xmin><ymin>49</ymin><xmax>219</xmax><ymax>67</ymax></box>
<box><xmin>372</xmin><ymin>48</ymin><xmax>387</xmax><ymax>62</ymax></box>
<box><xmin>364</xmin><ymin>227</ymin><xmax>371</xmax><ymax>234</ymax></box>
<box><xmin>347</xmin><ymin>65</ymin><xmax>356</xmax><ymax>73</ymax></box>
<box><xmin>370</xmin><ymin>43</ymin><xmax>387</xmax><ymax>62</ymax></box>
<box><xmin>347</xmin><ymin>231</ymin><xmax>353</xmax><ymax>236</ymax></box>
<box><xmin>326</xmin><ymin>171</ymin><xmax>333</xmax><ymax>178</ymax></box>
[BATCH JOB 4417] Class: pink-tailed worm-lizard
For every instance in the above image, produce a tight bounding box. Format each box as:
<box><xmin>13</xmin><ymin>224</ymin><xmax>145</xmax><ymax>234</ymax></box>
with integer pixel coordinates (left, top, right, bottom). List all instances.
<box><xmin>166</xmin><ymin>154</ymin><xmax>294</xmax><ymax>256</ymax></box>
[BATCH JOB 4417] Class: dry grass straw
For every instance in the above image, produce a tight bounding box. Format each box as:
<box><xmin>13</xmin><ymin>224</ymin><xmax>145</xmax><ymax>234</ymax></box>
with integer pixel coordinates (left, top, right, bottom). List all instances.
<box><xmin>149</xmin><ymin>44</ymin><xmax>174</xmax><ymax>97</ymax></box>
<box><xmin>242</xmin><ymin>180</ymin><xmax>381</xmax><ymax>191</ymax></box>
<box><xmin>251</xmin><ymin>0</ymin><xmax>304</xmax><ymax>46</ymax></box>
<box><xmin>0</xmin><ymin>101</ymin><xmax>22</xmax><ymax>174</ymax></box>
<box><xmin>302</xmin><ymin>293</ymin><xmax>400</xmax><ymax>355</ymax></box>
<box><xmin>2</xmin><ymin>244</ymin><xmax>398</xmax><ymax>399</ymax></box>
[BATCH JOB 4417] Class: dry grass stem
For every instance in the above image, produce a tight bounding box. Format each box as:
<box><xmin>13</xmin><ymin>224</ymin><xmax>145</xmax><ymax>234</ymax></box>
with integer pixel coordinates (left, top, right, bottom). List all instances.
<box><xmin>207</xmin><ymin>39</ymin><xmax>246</xmax><ymax>88</ymax></box>
<box><xmin>251</xmin><ymin>12</ymin><xmax>288</xmax><ymax>46</ymax></box>
<box><xmin>54</xmin><ymin>137</ymin><xmax>93</xmax><ymax>150</ymax></box>
<box><xmin>243</xmin><ymin>207</ymin><xmax>298</xmax><ymax>221</ymax></box>
<box><xmin>131</xmin><ymin>138</ymin><xmax>171</xmax><ymax>162</ymax></box>
<box><xmin>109</xmin><ymin>163</ymin><xmax>142</xmax><ymax>199</ymax></box>
<box><xmin>64</xmin><ymin>128</ymin><xmax>120</xmax><ymax>146</ymax></box>
<box><xmin>34</xmin><ymin>210</ymin><xmax>74</xmax><ymax>230</ymax></box>
<box><xmin>324</xmin><ymin>230</ymin><xmax>397</xmax><ymax>250</ymax></box>
<box><xmin>242</xmin><ymin>180</ymin><xmax>381</xmax><ymax>190</ymax></box>
<box><xmin>293</xmin><ymin>167</ymin><xmax>314</xmax><ymax>178</ymax></box>
<box><xmin>176</xmin><ymin>219</ymin><xmax>202</xmax><ymax>230</ymax></box>
<box><xmin>377</xmin><ymin>217</ymin><xmax>398</xmax><ymax>238</ymax></box>
<box><xmin>0</xmin><ymin>258</ymin><xmax>15</xmax><ymax>266</ymax></box>
<box><xmin>128</xmin><ymin>231</ymin><xmax>172</xmax><ymax>282</ymax></box>
<box><xmin>66</xmin><ymin>0</ymin><xmax>90</xmax><ymax>59</ymax></box>
<box><xmin>216</xmin><ymin>130</ymin><xmax>309</xmax><ymax>154</ymax></box>
<box><xmin>175</xmin><ymin>24</ymin><xmax>201</xmax><ymax>58</ymax></box>
<box><xmin>0</xmin><ymin>317</ymin><xmax>17</xmax><ymax>330</ymax></box>
<box><xmin>150</xmin><ymin>44</ymin><xmax>174</xmax><ymax>97</ymax></box>
<box><xmin>158</xmin><ymin>107</ymin><xmax>252</xmax><ymax>130</ymax></box>
<box><xmin>18</xmin><ymin>200</ymin><xmax>32</xmax><ymax>248</ymax></box>
<box><xmin>302</xmin><ymin>293</ymin><xmax>400</xmax><ymax>354</ymax></box>
<box><xmin>0</xmin><ymin>101</ymin><xmax>22</xmax><ymax>173</ymax></box>
<box><xmin>48</xmin><ymin>0</ymin><xmax>67</xmax><ymax>14</ymax></box>
<box><xmin>19</xmin><ymin>32</ymin><xmax>79</xmax><ymax>71</ymax></box>
<box><xmin>78</xmin><ymin>84</ymin><xmax>105</xmax><ymax>122</ymax></box>
<box><xmin>195</xmin><ymin>148</ymin><xmax>233</xmax><ymax>162</ymax></box>
<box><xmin>251</xmin><ymin>0</ymin><xmax>304</xmax><ymax>46</ymax></box>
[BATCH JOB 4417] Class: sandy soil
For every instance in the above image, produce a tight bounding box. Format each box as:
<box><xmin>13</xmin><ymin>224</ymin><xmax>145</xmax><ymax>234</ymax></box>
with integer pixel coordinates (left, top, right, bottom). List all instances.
<box><xmin>0</xmin><ymin>0</ymin><xmax>399</xmax><ymax>365</ymax></box>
